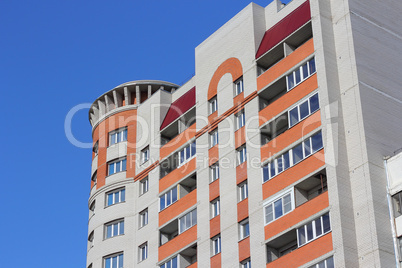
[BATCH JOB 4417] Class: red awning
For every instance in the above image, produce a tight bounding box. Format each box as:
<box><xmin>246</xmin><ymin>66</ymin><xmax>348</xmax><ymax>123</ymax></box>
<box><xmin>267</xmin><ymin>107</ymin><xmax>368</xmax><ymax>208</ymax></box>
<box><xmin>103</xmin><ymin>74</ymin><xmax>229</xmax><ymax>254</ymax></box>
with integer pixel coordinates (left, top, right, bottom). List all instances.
<box><xmin>160</xmin><ymin>87</ymin><xmax>196</xmax><ymax>130</ymax></box>
<box><xmin>256</xmin><ymin>1</ymin><xmax>311</xmax><ymax>59</ymax></box>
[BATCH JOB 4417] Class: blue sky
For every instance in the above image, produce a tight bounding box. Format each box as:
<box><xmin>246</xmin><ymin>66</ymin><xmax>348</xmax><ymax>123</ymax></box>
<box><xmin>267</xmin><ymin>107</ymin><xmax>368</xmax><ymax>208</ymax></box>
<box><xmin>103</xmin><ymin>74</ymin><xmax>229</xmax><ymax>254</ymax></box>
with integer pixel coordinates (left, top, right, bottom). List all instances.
<box><xmin>0</xmin><ymin>0</ymin><xmax>289</xmax><ymax>267</ymax></box>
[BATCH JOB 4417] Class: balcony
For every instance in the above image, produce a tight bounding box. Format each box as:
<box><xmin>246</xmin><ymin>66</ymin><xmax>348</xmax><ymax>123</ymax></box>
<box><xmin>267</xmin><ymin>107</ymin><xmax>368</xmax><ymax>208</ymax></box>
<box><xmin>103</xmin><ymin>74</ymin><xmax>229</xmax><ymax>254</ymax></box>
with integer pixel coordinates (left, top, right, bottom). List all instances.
<box><xmin>159</xmin><ymin>226</ymin><xmax>197</xmax><ymax>261</ymax></box>
<box><xmin>159</xmin><ymin>188</ymin><xmax>197</xmax><ymax>226</ymax></box>
<box><xmin>160</xmin><ymin>123</ymin><xmax>196</xmax><ymax>160</ymax></box>
<box><xmin>160</xmin><ymin>158</ymin><xmax>196</xmax><ymax>193</ymax></box>
<box><xmin>257</xmin><ymin>24</ymin><xmax>314</xmax><ymax>91</ymax></box>
<box><xmin>161</xmin><ymin>107</ymin><xmax>196</xmax><ymax>145</ymax></box>
<box><xmin>262</xmin><ymin>149</ymin><xmax>325</xmax><ymax>200</ymax></box>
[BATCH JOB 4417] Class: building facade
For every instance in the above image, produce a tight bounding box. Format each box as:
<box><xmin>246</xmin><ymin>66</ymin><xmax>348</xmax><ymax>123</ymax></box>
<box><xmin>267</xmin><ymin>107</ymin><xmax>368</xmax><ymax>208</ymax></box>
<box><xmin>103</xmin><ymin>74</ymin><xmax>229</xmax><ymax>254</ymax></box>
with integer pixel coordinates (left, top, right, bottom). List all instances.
<box><xmin>86</xmin><ymin>0</ymin><xmax>402</xmax><ymax>267</ymax></box>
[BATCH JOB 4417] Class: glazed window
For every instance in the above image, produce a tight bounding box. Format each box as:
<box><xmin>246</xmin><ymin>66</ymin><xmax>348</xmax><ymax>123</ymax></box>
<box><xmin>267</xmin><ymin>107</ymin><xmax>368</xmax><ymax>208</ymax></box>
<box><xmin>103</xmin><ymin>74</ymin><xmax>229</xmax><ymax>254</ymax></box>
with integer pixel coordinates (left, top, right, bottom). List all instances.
<box><xmin>212</xmin><ymin>235</ymin><xmax>221</xmax><ymax>255</ymax></box>
<box><xmin>235</xmin><ymin>110</ymin><xmax>245</xmax><ymax>130</ymax></box>
<box><xmin>160</xmin><ymin>256</ymin><xmax>178</xmax><ymax>268</ymax></box>
<box><xmin>141</xmin><ymin>146</ymin><xmax>149</xmax><ymax>164</ymax></box>
<box><xmin>264</xmin><ymin>190</ymin><xmax>294</xmax><ymax>225</ymax></box>
<box><xmin>108</xmin><ymin>158</ymin><xmax>126</xmax><ymax>176</ymax></box>
<box><xmin>211</xmin><ymin>198</ymin><xmax>220</xmax><ymax>218</ymax></box>
<box><xmin>178</xmin><ymin>141</ymin><xmax>196</xmax><ymax>165</ymax></box>
<box><xmin>238</xmin><ymin>181</ymin><xmax>248</xmax><ymax>202</ymax></box>
<box><xmin>139</xmin><ymin>177</ymin><xmax>149</xmax><ymax>195</ymax></box>
<box><xmin>106</xmin><ymin>188</ymin><xmax>125</xmax><ymax>206</ymax></box>
<box><xmin>239</xmin><ymin>218</ymin><xmax>250</xmax><ymax>240</ymax></box>
<box><xmin>138</xmin><ymin>242</ymin><xmax>148</xmax><ymax>262</ymax></box>
<box><xmin>179</xmin><ymin>209</ymin><xmax>197</xmax><ymax>234</ymax></box>
<box><xmin>159</xmin><ymin>187</ymin><xmax>178</xmax><ymax>211</ymax></box>
<box><xmin>105</xmin><ymin>219</ymin><xmax>124</xmax><ymax>239</ymax></box>
<box><xmin>289</xmin><ymin>93</ymin><xmax>320</xmax><ymax>127</ymax></box>
<box><xmin>210</xmin><ymin>163</ymin><xmax>220</xmax><ymax>182</ymax></box>
<box><xmin>297</xmin><ymin>213</ymin><xmax>331</xmax><ymax>247</ymax></box>
<box><xmin>235</xmin><ymin>78</ymin><xmax>244</xmax><ymax>96</ymax></box>
<box><xmin>308</xmin><ymin>256</ymin><xmax>334</xmax><ymax>268</ymax></box>
<box><xmin>104</xmin><ymin>253</ymin><xmax>123</xmax><ymax>268</ymax></box>
<box><xmin>286</xmin><ymin>58</ymin><xmax>316</xmax><ymax>90</ymax></box>
<box><xmin>109</xmin><ymin>128</ymin><xmax>127</xmax><ymax>146</ymax></box>
<box><xmin>237</xmin><ymin>145</ymin><xmax>247</xmax><ymax>165</ymax></box>
<box><xmin>139</xmin><ymin>209</ymin><xmax>148</xmax><ymax>228</ymax></box>
<box><xmin>210</xmin><ymin>129</ymin><xmax>219</xmax><ymax>148</ymax></box>
<box><xmin>209</xmin><ymin>97</ymin><xmax>218</xmax><ymax>115</ymax></box>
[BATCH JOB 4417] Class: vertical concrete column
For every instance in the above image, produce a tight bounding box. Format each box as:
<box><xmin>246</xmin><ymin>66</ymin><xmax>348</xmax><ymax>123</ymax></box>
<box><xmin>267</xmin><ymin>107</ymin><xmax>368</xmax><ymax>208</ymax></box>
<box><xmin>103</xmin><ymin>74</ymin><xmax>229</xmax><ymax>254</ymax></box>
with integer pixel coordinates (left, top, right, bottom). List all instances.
<box><xmin>124</xmin><ymin>86</ymin><xmax>131</xmax><ymax>106</ymax></box>
<box><xmin>104</xmin><ymin>95</ymin><xmax>114</xmax><ymax>112</ymax></box>
<box><xmin>148</xmin><ymin>84</ymin><xmax>152</xmax><ymax>98</ymax></box>
<box><xmin>98</xmin><ymin>100</ymin><xmax>106</xmax><ymax>117</ymax></box>
<box><xmin>113</xmin><ymin>90</ymin><xmax>123</xmax><ymax>108</ymax></box>
<box><xmin>136</xmin><ymin>85</ymin><xmax>141</xmax><ymax>105</ymax></box>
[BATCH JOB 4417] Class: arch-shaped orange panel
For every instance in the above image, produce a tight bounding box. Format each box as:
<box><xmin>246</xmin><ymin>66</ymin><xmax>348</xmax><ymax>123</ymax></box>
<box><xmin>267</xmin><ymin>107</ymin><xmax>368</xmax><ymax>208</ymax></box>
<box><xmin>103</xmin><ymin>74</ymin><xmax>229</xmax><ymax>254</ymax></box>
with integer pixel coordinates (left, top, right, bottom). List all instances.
<box><xmin>208</xmin><ymin>57</ymin><xmax>243</xmax><ymax>100</ymax></box>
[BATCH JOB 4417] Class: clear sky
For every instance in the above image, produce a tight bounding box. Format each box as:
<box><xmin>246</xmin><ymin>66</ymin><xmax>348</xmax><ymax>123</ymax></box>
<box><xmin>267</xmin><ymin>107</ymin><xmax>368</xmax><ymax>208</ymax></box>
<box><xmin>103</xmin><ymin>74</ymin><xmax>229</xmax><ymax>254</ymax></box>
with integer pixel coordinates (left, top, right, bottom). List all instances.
<box><xmin>0</xmin><ymin>0</ymin><xmax>290</xmax><ymax>267</ymax></box>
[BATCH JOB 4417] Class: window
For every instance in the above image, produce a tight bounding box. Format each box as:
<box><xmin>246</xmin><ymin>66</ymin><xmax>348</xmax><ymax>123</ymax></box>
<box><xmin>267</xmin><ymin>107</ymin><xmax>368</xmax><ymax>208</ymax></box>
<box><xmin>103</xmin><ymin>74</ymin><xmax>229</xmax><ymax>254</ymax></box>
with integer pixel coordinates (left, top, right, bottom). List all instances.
<box><xmin>139</xmin><ymin>209</ymin><xmax>148</xmax><ymax>228</ymax></box>
<box><xmin>238</xmin><ymin>181</ymin><xmax>248</xmax><ymax>201</ymax></box>
<box><xmin>108</xmin><ymin>158</ymin><xmax>127</xmax><ymax>176</ymax></box>
<box><xmin>210</xmin><ymin>163</ymin><xmax>220</xmax><ymax>182</ymax></box>
<box><xmin>297</xmin><ymin>213</ymin><xmax>331</xmax><ymax>247</ymax></box>
<box><xmin>88</xmin><ymin>231</ymin><xmax>94</xmax><ymax>249</ymax></box>
<box><xmin>241</xmin><ymin>259</ymin><xmax>251</xmax><ymax>268</ymax></box>
<box><xmin>264</xmin><ymin>190</ymin><xmax>294</xmax><ymax>224</ymax></box>
<box><xmin>289</xmin><ymin>93</ymin><xmax>320</xmax><ymax>127</ymax></box>
<box><xmin>91</xmin><ymin>171</ymin><xmax>97</xmax><ymax>186</ymax></box>
<box><xmin>237</xmin><ymin>146</ymin><xmax>247</xmax><ymax>165</ymax></box>
<box><xmin>209</xmin><ymin>97</ymin><xmax>218</xmax><ymax>115</ymax></box>
<box><xmin>139</xmin><ymin>177</ymin><xmax>149</xmax><ymax>195</ymax></box>
<box><xmin>141</xmin><ymin>146</ymin><xmax>150</xmax><ymax>164</ymax></box>
<box><xmin>239</xmin><ymin>219</ymin><xmax>250</xmax><ymax>240</ymax></box>
<box><xmin>308</xmin><ymin>256</ymin><xmax>334</xmax><ymax>268</ymax></box>
<box><xmin>105</xmin><ymin>219</ymin><xmax>124</xmax><ymax>239</ymax></box>
<box><xmin>109</xmin><ymin>128</ymin><xmax>127</xmax><ymax>146</ymax></box>
<box><xmin>235</xmin><ymin>78</ymin><xmax>244</xmax><ymax>96</ymax></box>
<box><xmin>93</xmin><ymin>141</ymin><xmax>98</xmax><ymax>155</ymax></box>
<box><xmin>106</xmin><ymin>188</ymin><xmax>125</xmax><ymax>206</ymax></box>
<box><xmin>104</xmin><ymin>253</ymin><xmax>123</xmax><ymax>268</ymax></box>
<box><xmin>392</xmin><ymin>191</ymin><xmax>402</xmax><ymax>217</ymax></box>
<box><xmin>179</xmin><ymin>209</ymin><xmax>197</xmax><ymax>234</ymax></box>
<box><xmin>211</xmin><ymin>198</ymin><xmax>220</xmax><ymax>218</ymax></box>
<box><xmin>286</xmin><ymin>58</ymin><xmax>316</xmax><ymax>90</ymax></box>
<box><xmin>138</xmin><ymin>242</ymin><xmax>148</xmax><ymax>262</ymax></box>
<box><xmin>179</xmin><ymin>141</ymin><xmax>196</xmax><ymax>165</ymax></box>
<box><xmin>210</xmin><ymin>129</ymin><xmax>219</xmax><ymax>147</ymax></box>
<box><xmin>235</xmin><ymin>110</ymin><xmax>245</xmax><ymax>130</ymax></box>
<box><xmin>212</xmin><ymin>235</ymin><xmax>221</xmax><ymax>255</ymax></box>
<box><xmin>89</xmin><ymin>201</ymin><xmax>95</xmax><ymax>212</ymax></box>
<box><xmin>160</xmin><ymin>256</ymin><xmax>178</xmax><ymax>268</ymax></box>
<box><xmin>159</xmin><ymin>187</ymin><xmax>178</xmax><ymax>211</ymax></box>
<box><xmin>262</xmin><ymin>131</ymin><xmax>323</xmax><ymax>182</ymax></box>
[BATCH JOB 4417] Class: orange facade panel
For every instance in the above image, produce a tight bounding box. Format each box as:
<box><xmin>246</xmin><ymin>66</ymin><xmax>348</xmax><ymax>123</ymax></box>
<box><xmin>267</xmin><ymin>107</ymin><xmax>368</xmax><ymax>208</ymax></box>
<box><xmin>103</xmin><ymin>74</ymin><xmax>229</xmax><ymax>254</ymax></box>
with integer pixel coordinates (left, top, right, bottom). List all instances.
<box><xmin>209</xmin><ymin>145</ymin><xmax>219</xmax><ymax>166</ymax></box>
<box><xmin>187</xmin><ymin>263</ymin><xmax>197</xmax><ymax>268</ymax></box>
<box><xmin>94</xmin><ymin>109</ymin><xmax>138</xmax><ymax>189</ymax></box>
<box><xmin>266</xmin><ymin>233</ymin><xmax>333</xmax><ymax>268</ymax></box>
<box><xmin>159</xmin><ymin>190</ymin><xmax>197</xmax><ymax>227</ymax></box>
<box><xmin>209</xmin><ymin>179</ymin><xmax>220</xmax><ymax>201</ymax></box>
<box><xmin>208</xmin><ymin>111</ymin><xmax>218</xmax><ymax>124</ymax></box>
<box><xmin>234</xmin><ymin>127</ymin><xmax>246</xmax><ymax>149</ymax></box>
<box><xmin>160</xmin><ymin>123</ymin><xmax>196</xmax><ymax>160</ymax></box>
<box><xmin>262</xmin><ymin>149</ymin><xmax>325</xmax><ymax>200</ymax></box>
<box><xmin>259</xmin><ymin>74</ymin><xmax>317</xmax><ymax>126</ymax></box>
<box><xmin>210</xmin><ymin>253</ymin><xmax>222</xmax><ymax>268</ymax></box>
<box><xmin>159</xmin><ymin>158</ymin><xmax>196</xmax><ymax>193</ymax></box>
<box><xmin>210</xmin><ymin>215</ymin><xmax>221</xmax><ymax>238</ymax></box>
<box><xmin>236</xmin><ymin>161</ymin><xmax>248</xmax><ymax>184</ymax></box>
<box><xmin>238</xmin><ymin>237</ymin><xmax>251</xmax><ymax>262</ymax></box>
<box><xmin>237</xmin><ymin>198</ymin><xmax>249</xmax><ymax>222</ymax></box>
<box><xmin>261</xmin><ymin>111</ymin><xmax>321</xmax><ymax>162</ymax></box>
<box><xmin>158</xmin><ymin>225</ymin><xmax>197</xmax><ymax>262</ymax></box>
<box><xmin>264</xmin><ymin>192</ymin><xmax>329</xmax><ymax>240</ymax></box>
<box><xmin>257</xmin><ymin>38</ymin><xmax>314</xmax><ymax>91</ymax></box>
<box><xmin>233</xmin><ymin>91</ymin><xmax>245</xmax><ymax>106</ymax></box>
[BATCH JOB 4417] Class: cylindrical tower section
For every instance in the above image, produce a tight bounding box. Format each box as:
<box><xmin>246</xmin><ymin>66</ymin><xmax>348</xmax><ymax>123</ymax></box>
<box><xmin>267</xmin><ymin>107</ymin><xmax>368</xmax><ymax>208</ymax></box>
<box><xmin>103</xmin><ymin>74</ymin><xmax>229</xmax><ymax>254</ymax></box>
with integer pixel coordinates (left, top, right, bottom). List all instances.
<box><xmin>86</xmin><ymin>80</ymin><xmax>178</xmax><ymax>268</ymax></box>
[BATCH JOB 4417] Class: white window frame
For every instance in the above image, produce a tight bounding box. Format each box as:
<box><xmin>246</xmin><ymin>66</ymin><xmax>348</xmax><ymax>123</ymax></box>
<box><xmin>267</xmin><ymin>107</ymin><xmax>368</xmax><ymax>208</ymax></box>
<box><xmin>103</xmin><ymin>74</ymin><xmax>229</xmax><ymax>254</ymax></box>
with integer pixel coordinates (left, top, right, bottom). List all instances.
<box><xmin>159</xmin><ymin>186</ymin><xmax>178</xmax><ymax>211</ymax></box>
<box><xmin>235</xmin><ymin>78</ymin><xmax>244</xmax><ymax>96</ymax></box>
<box><xmin>241</xmin><ymin>258</ymin><xmax>251</xmax><ymax>268</ymax></box>
<box><xmin>237</xmin><ymin>145</ymin><xmax>247</xmax><ymax>166</ymax></box>
<box><xmin>286</xmin><ymin>57</ymin><xmax>316</xmax><ymax>91</ymax></box>
<box><xmin>209</xmin><ymin>97</ymin><xmax>218</xmax><ymax>115</ymax></box>
<box><xmin>106</xmin><ymin>188</ymin><xmax>125</xmax><ymax>207</ymax></box>
<box><xmin>297</xmin><ymin>213</ymin><xmax>331</xmax><ymax>247</ymax></box>
<box><xmin>160</xmin><ymin>256</ymin><xmax>178</xmax><ymax>268</ymax></box>
<box><xmin>105</xmin><ymin>219</ymin><xmax>124</xmax><ymax>239</ymax></box>
<box><xmin>264</xmin><ymin>189</ymin><xmax>294</xmax><ymax>225</ymax></box>
<box><xmin>238</xmin><ymin>181</ymin><xmax>248</xmax><ymax>202</ymax></box>
<box><xmin>141</xmin><ymin>146</ymin><xmax>150</xmax><ymax>164</ymax></box>
<box><xmin>109</xmin><ymin>127</ymin><xmax>127</xmax><ymax>146</ymax></box>
<box><xmin>104</xmin><ymin>253</ymin><xmax>123</xmax><ymax>268</ymax></box>
<box><xmin>262</xmin><ymin>131</ymin><xmax>323</xmax><ymax>182</ymax></box>
<box><xmin>138</xmin><ymin>242</ymin><xmax>148</xmax><ymax>262</ymax></box>
<box><xmin>139</xmin><ymin>209</ymin><xmax>148</xmax><ymax>228</ymax></box>
<box><xmin>210</xmin><ymin>163</ymin><xmax>220</xmax><ymax>182</ymax></box>
<box><xmin>108</xmin><ymin>158</ymin><xmax>127</xmax><ymax>176</ymax></box>
<box><xmin>212</xmin><ymin>235</ymin><xmax>221</xmax><ymax>256</ymax></box>
<box><xmin>211</xmin><ymin>198</ymin><xmax>220</xmax><ymax>218</ymax></box>
<box><xmin>308</xmin><ymin>256</ymin><xmax>334</xmax><ymax>268</ymax></box>
<box><xmin>178</xmin><ymin>141</ymin><xmax>196</xmax><ymax>166</ymax></box>
<box><xmin>178</xmin><ymin>209</ymin><xmax>197</xmax><ymax>234</ymax></box>
<box><xmin>239</xmin><ymin>218</ymin><xmax>250</xmax><ymax>240</ymax></box>
<box><xmin>210</xmin><ymin>129</ymin><xmax>219</xmax><ymax>148</ymax></box>
<box><xmin>139</xmin><ymin>177</ymin><xmax>149</xmax><ymax>195</ymax></box>
<box><xmin>288</xmin><ymin>93</ymin><xmax>320</xmax><ymax>128</ymax></box>
<box><xmin>93</xmin><ymin>141</ymin><xmax>99</xmax><ymax>155</ymax></box>
<box><xmin>235</xmin><ymin>110</ymin><xmax>246</xmax><ymax>130</ymax></box>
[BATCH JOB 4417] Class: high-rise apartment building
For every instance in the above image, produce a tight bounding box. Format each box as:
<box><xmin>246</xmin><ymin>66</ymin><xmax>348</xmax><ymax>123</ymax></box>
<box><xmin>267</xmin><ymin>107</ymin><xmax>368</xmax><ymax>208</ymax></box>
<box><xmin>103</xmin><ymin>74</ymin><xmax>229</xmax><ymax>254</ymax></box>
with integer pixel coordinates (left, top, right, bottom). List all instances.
<box><xmin>86</xmin><ymin>0</ymin><xmax>402</xmax><ymax>267</ymax></box>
